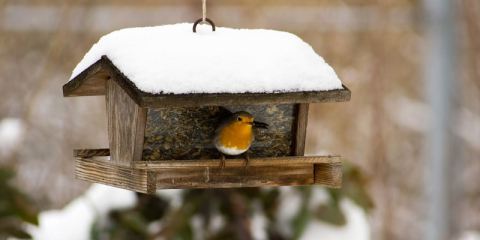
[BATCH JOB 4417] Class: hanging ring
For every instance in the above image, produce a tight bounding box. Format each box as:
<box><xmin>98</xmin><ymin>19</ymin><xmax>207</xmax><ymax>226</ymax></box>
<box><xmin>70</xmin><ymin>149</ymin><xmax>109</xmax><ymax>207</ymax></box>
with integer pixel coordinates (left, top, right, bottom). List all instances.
<box><xmin>193</xmin><ymin>18</ymin><xmax>216</xmax><ymax>33</ymax></box>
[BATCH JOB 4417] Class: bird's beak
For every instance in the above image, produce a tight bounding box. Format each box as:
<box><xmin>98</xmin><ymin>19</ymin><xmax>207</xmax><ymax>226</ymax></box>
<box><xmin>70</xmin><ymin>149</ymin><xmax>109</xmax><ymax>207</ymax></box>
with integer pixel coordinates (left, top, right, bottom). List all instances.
<box><xmin>252</xmin><ymin>121</ymin><xmax>269</xmax><ymax>129</ymax></box>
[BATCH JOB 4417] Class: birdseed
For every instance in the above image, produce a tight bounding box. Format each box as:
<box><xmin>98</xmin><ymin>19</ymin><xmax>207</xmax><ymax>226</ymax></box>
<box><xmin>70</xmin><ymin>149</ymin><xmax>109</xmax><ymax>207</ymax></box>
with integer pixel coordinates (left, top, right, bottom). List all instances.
<box><xmin>142</xmin><ymin>104</ymin><xmax>296</xmax><ymax>160</ymax></box>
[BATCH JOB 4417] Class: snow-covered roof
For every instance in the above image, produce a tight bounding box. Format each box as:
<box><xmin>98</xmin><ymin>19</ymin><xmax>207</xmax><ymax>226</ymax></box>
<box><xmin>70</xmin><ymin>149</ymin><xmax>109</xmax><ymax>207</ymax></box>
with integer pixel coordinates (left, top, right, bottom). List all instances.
<box><xmin>69</xmin><ymin>23</ymin><xmax>343</xmax><ymax>95</ymax></box>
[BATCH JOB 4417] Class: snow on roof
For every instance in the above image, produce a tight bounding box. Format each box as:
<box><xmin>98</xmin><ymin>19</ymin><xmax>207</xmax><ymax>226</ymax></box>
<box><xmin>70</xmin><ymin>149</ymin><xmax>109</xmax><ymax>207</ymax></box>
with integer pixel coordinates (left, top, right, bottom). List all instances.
<box><xmin>70</xmin><ymin>23</ymin><xmax>342</xmax><ymax>94</ymax></box>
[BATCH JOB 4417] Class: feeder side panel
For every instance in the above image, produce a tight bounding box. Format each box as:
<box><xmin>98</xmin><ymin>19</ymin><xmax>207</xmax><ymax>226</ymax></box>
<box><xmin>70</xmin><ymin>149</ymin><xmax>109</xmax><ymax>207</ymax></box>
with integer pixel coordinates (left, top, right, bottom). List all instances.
<box><xmin>155</xmin><ymin>164</ymin><xmax>313</xmax><ymax>189</ymax></box>
<box><xmin>106</xmin><ymin>79</ymin><xmax>147</xmax><ymax>165</ymax></box>
<box><xmin>293</xmin><ymin>103</ymin><xmax>309</xmax><ymax>156</ymax></box>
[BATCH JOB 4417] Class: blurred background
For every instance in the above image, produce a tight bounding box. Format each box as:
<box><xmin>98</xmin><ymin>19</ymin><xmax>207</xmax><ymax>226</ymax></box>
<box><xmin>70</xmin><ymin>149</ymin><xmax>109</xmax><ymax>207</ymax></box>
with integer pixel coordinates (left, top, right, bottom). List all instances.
<box><xmin>0</xmin><ymin>0</ymin><xmax>479</xmax><ymax>239</ymax></box>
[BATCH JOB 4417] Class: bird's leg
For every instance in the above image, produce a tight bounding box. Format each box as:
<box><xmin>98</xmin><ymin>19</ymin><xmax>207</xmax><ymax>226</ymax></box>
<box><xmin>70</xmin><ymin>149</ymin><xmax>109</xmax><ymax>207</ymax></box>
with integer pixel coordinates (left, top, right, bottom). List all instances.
<box><xmin>243</xmin><ymin>152</ymin><xmax>250</xmax><ymax>170</ymax></box>
<box><xmin>220</xmin><ymin>153</ymin><xmax>226</xmax><ymax>170</ymax></box>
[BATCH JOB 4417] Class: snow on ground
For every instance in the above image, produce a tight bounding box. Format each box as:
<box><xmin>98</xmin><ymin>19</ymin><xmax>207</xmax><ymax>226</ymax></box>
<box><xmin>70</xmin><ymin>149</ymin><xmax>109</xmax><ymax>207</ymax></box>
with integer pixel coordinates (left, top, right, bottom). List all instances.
<box><xmin>0</xmin><ymin>118</ymin><xmax>25</xmax><ymax>159</ymax></box>
<box><xmin>274</xmin><ymin>186</ymin><xmax>370</xmax><ymax>240</ymax></box>
<box><xmin>300</xmin><ymin>199</ymin><xmax>370</xmax><ymax>240</ymax></box>
<box><xmin>26</xmin><ymin>184</ymin><xmax>136</xmax><ymax>240</ymax></box>
<box><xmin>156</xmin><ymin>189</ymin><xmax>183</xmax><ymax>209</ymax></box>
<box><xmin>70</xmin><ymin>23</ymin><xmax>342</xmax><ymax>94</ymax></box>
<box><xmin>22</xmin><ymin>184</ymin><xmax>368</xmax><ymax>240</ymax></box>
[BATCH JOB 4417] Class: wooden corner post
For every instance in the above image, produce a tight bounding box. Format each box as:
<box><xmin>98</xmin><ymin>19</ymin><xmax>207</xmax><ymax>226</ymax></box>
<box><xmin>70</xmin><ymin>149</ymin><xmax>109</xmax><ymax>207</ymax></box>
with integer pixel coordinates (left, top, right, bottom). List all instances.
<box><xmin>314</xmin><ymin>163</ymin><xmax>342</xmax><ymax>188</ymax></box>
<box><xmin>72</xmin><ymin>79</ymin><xmax>156</xmax><ymax>194</ymax></box>
<box><xmin>105</xmin><ymin>79</ymin><xmax>147</xmax><ymax>164</ymax></box>
<box><xmin>294</xmin><ymin>103</ymin><xmax>309</xmax><ymax>156</ymax></box>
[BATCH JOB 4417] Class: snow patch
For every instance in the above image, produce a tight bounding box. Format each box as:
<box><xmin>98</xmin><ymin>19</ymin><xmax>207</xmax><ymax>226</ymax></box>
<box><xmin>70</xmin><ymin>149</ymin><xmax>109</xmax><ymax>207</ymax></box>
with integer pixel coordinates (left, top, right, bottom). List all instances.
<box><xmin>251</xmin><ymin>213</ymin><xmax>268</xmax><ymax>240</ymax></box>
<box><xmin>0</xmin><ymin>118</ymin><xmax>25</xmax><ymax>159</ymax></box>
<box><xmin>156</xmin><ymin>189</ymin><xmax>183</xmax><ymax>209</ymax></box>
<box><xmin>300</xmin><ymin>199</ymin><xmax>370</xmax><ymax>240</ymax></box>
<box><xmin>27</xmin><ymin>184</ymin><xmax>136</xmax><ymax>240</ymax></box>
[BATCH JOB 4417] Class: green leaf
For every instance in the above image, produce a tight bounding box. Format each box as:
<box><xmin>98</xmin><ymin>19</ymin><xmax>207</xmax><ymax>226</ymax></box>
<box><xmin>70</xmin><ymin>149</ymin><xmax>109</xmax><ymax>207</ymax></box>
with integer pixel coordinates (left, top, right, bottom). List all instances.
<box><xmin>292</xmin><ymin>205</ymin><xmax>311</xmax><ymax>240</ymax></box>
<box><xmin>119</xmin><ymin>212</ymin><xmax>149</xmax><ymax>236</ymax></box>
<box><xmin>309</xmin><ymin>161</ymin><xmax>373</xmax><ymax>227</ymax></box>
<box><xmin>344</xmin><ymin>187</ymin><xmax>374</xmax><ymax>212</ymax></box>
<box><xmin>292</xmin><ymin>186</ymin><xmax>313</xmax><ymax>240</ymax></box>
<box><xmin>0</xmin><ymin>165</ymin><xmax>39</xmax><ymax>228</ymax></box>
<box><xmin>0</xmin><ymin>224</ymin><xmax>33</xmax><ymax>239</ymax></box>
<box><xmin>89</xmin><ymin>219</ymin><xmax>101</xmax><ymax>240</ymax></box>
<box><xmin>315</xmin><ymin>201</ymin><xmax>347</xmax><ymax>226</ymax></box>
<box><xmin>176</xmin><ymin>224</ymin><xmax>193</xmax><ymax>240</ymax></box>
<box><xmin>340</xmin><ymin>161</ymin><xmax>374</xmax><ymax>212</ymax></box>
<box><xmin>12</xmin><ymin>195</ymin><xmax>39</xmax><ymax>225</ymax></box>
<box><xmin>260</xmin><ymin>188</ymin><xmax>280</xmax><ymax>221</ymax></box>
<box><xmin>0</xmin><ymin>167</ymin><xmax>15</xmax><ymax>184</ymax></box>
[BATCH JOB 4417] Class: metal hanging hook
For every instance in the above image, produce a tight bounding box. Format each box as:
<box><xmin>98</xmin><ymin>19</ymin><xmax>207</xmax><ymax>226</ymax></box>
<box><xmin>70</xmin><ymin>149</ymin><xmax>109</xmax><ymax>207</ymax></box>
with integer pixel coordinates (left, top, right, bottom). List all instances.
<box><xmin>193</xmin><ymin>18</ymin><xmax>216</xmax><ymax>33</ymax></box>
<box><xmin>193</xmin><ymin>0</ymin><xmax>215</xmax><ymax>33</ymax></box>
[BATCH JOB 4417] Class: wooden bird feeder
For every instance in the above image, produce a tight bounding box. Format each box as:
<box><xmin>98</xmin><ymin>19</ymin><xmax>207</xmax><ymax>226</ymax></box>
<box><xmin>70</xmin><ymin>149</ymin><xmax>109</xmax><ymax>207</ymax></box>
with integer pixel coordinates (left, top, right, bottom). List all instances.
<box><xmin>63</xmin><ymin>24</ymin><xmax>351</xmax><ymax>194</ymax></box>
<box><xmin>63</xmin><ymin>56</ymin><xmax>350</xmax><ymax>193</ymax></box>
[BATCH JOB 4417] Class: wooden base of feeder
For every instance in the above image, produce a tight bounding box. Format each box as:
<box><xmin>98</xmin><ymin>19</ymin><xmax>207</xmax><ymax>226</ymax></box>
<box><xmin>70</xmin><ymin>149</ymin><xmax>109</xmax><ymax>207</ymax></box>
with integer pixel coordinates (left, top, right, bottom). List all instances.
<box><xmin>74</xmin><ymin>149</ymin><xmax>342</xmax><ymax>194</ymax></box>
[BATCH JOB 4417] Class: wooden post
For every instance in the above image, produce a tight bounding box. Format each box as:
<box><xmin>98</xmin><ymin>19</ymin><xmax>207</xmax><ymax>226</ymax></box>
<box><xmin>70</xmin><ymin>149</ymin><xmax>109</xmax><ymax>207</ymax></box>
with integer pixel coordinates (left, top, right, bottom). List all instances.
<box><xmin>314</xmin><ymin>163</ymin><xmax>342</xmax><ymax>188</ymax></box>
<box><xmin>293</xmin><ymin>103</ymin><xmax>309</xmax><ymax>156</ymax></box>
<box><xmin>105</xmin><ymin>79</ymin><xmax>147</xmax><ymax>165</ymax></box>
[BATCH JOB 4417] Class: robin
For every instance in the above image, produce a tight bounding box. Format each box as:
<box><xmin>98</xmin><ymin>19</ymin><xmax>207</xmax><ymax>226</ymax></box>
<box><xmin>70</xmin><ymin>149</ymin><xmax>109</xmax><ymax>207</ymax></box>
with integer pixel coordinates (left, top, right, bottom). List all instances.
<box><xmin>214</xmin><ymin>111</ymin><xmax>268</xmax><ymax>169</ymax></box>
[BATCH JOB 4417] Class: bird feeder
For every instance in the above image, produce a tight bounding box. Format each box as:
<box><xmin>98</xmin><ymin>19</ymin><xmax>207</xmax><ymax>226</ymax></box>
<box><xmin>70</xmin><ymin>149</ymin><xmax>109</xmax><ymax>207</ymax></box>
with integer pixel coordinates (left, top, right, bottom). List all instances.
<box><xmin>63</xmin><ymin>23</ymin><xmax>351</xmax><ymax>194</ymax></box>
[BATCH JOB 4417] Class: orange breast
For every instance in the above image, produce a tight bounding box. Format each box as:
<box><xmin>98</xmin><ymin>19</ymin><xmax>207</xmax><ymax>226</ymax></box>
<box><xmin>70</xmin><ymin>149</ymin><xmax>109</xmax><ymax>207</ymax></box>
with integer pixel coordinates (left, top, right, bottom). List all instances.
<box><xmin>219</xmin><ymin>122</ymin><xmax>253</xmax><ymax>150</ymax></box>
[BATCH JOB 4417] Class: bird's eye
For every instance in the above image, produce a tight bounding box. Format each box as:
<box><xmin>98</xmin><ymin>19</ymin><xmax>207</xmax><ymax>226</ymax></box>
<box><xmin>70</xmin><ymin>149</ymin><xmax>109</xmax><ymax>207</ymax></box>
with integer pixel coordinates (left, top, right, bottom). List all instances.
<box><xmin>237</xmin><ymin>117</ymin><xmax>242</xmax><ymax>121</ymax></box>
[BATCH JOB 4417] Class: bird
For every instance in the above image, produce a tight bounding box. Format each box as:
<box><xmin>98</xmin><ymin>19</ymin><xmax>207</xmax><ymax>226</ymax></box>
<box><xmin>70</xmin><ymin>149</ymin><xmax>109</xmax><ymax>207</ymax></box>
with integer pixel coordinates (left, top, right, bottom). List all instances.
<box><xmin>214</xmin><ymin>111</ymin><xmax>268</xmax><ymax>169</ymax></box>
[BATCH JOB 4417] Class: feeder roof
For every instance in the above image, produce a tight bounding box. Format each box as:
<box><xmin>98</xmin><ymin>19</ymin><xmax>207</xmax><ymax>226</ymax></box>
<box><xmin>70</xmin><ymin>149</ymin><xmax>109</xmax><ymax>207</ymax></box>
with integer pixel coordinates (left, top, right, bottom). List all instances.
<box><xmin>64</xmin><ymin>23</ymin><xmax>350</xmax><ymax>107</ymax></box>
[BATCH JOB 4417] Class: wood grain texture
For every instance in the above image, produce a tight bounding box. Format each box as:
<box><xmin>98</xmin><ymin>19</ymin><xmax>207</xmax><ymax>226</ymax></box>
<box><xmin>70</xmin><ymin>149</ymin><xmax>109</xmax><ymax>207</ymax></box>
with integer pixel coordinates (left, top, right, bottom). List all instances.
<box><xmin>133</xmin><ymin>108</ymin><xmax>147</xmax><ymax>162</ymax></box>
<box><xmin>73</xmin><ymin>151</ymin><xmax>342</xmax><ymax>190</ymax></box>
<box><xmin>138</xmin><ymin>88</ymin><xmax>351</xmax><ymax>108</ymax></box>
<box><xmin>63</xmin><ymin>56</ymin><xmax>351</xmax><ymax>107</ymax></box>
<box><xmin>106</xmin><ymin>80</ymin><xmax>147</xmax><ymax>165</ymax></box>
<box><xmin>74</xmin><ymin>148</ymin><xmax>110</xmax><ymax>157</ymax></box>
<box><xmin>293</xmin><ymin>103</ymin><xmax>309</xmax><ymax>156</ymax></box>
<box><xmin>131</xmin><ymin>155</ymin><xmax>341</xmax><ymax>169</ymax></box>
<box><xmin>155</xmin><ymin>164</ymin><xmax>314</xmax><ymax>189</ymax></box>
<box><xmin>76</xmin><ymin>158</ymin><xmax>156</xmax><ymax>194</ymax></box>
<box><xmin>100</xmin><ymin>56</ymin><xmax>145</xmax><ymax>105</ymax></box>
<box><xmin>63</xmin><ymin>59</ymin><xmax>110</xmax><ymax>97</ymax></box>
<box><xmin>314</xmin><ymin>163</ymin><xmax>342</xmax><ymax>188</ymax></box>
